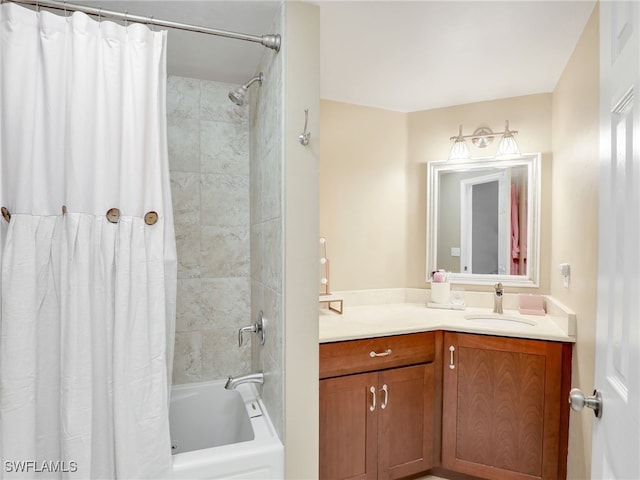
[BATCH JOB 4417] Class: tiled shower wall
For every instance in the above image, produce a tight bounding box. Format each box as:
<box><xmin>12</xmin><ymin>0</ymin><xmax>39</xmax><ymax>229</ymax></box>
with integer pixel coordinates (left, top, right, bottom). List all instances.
<box><xmin>167</xmin><ymin>75</ymin><xmax>252</xmax><ymax>385</ymax></box>
<box><xmin>250</xmin><ymin>6</ymin><xmax>285</xmax><ymax>440</ymax></box>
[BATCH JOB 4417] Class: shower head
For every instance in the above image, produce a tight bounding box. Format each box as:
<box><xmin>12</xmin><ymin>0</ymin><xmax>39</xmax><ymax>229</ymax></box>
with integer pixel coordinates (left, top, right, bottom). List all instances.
<box><xmin>228</xmin><ymin>72</ymin><xmax>264</xmax><ymax>106</ymax></box>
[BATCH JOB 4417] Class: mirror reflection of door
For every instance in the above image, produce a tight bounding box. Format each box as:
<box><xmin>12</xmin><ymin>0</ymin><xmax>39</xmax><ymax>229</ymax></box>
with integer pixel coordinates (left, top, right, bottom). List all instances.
<box><xmin>460</xmin><ymin>170</ymin><xmax>510</xmax><ymax>274</ymax></box>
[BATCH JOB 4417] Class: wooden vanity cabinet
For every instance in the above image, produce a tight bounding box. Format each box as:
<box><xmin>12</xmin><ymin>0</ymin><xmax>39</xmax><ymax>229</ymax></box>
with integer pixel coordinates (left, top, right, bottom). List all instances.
<box><xmin>319</xmin><ymin>332</ymin><xmax>441</xmax><ymax>480</ymax></box>
<box><xmin>441</xmin><ymin>332</ymin><xmax>572</xmax><ymax>480</ymax></box>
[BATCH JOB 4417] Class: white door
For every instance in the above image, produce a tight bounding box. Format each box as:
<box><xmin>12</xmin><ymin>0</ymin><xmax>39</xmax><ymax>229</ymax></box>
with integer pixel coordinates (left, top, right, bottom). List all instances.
<box><xmin>459</xmin><ymin>170</ymin><xmax>510</xmax><ymax>275</ymax></box>
<box><xmin>591</xmin><ymin>1</ymin><xmax>640</xmax><ymax>477</ymax></box>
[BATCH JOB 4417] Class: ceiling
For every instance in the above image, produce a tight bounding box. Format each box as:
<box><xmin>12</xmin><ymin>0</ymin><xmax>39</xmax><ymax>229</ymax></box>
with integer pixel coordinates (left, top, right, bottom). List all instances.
<box><xmin>320</xmin><ymin>1</ymin><xmax>596</xmax><ymax>112</ymax></box>
<box><xmin>47</xmin><ymin>0</ymin><xmax>596</xmax><ymax>113</ymax></box>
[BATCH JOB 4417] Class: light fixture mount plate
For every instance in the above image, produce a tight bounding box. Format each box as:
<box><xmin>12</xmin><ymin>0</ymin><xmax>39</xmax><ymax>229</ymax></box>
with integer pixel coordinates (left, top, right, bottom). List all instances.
<box><xmin>471</xmin><ymin>127</ymin><xmax>495</xmax><ymax>148</ymax></box>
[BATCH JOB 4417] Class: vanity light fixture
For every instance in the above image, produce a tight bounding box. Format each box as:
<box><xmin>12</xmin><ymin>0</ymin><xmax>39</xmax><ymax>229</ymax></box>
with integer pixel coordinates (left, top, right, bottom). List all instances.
<box><xmin>448</xmin><ymin>120</ymin><xmax>520</xmax><ymax>160</ymax></box>
<box><xmin>449</xmin><ymin>125</ymin><xmax>471</xmax><ymax>160</ymax></box>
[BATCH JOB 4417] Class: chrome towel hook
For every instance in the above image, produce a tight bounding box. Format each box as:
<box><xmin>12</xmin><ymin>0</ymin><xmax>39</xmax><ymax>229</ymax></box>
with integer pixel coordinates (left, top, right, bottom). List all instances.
<box><xmin>298</xmin><ymin>109</ymin><xmax>310</xmax><ymax>146</ymax></box>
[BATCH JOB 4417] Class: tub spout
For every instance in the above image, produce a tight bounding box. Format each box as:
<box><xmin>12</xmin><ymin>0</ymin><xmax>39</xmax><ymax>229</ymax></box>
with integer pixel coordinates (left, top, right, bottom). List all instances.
<box><xmin>225</xmin><ymin>371</ymin><xmax>264</xmax><ymax>390</ymax></box>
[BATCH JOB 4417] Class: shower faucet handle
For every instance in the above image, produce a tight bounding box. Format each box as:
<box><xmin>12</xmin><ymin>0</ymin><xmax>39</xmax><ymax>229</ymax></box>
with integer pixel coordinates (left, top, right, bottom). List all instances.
<box><xmin>237</xmin><ymin>311</ymin><xmax>266</xmax><ymax>347</ymax></box>
<box><xmin>238</xmin><ymin>325</ymin><xmax>257</xmax><ymax>347</ymax></box>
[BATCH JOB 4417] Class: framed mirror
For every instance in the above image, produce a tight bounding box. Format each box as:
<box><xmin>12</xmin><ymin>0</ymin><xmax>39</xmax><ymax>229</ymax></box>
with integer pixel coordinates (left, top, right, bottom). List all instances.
<box><xmin>426</xmin><ymin>153</ymin><xmax>541</xmax><ymax>287</ymax></box>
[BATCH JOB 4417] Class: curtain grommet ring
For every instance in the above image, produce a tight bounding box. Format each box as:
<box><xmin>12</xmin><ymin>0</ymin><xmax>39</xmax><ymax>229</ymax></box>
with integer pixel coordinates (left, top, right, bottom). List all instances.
<box><xmin>106</xmin><ymin>208</ymin><xmax>120</xmax><ymax>224</ymax></box>
<box><xmin>144</xmin><ymin>211</ymin><xmax>158</xmax><ymax>225</ymax></box>
<box><xmin>62</xmin><ymin>205</ymin><xmax>68</xmax><ymax>215</ymax></box>
<box><xmin>1</xmin><ymin>207</ymin><xmax>10</xmax><ymax>223</ymax></box>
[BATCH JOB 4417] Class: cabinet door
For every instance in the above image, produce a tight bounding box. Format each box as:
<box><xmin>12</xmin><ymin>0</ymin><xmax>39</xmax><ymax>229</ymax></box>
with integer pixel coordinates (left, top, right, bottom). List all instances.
<box><xmin>320</xmin><ymin>372</ymin><xmax>378</xmax><ymax>480</ymax></box>
<box><xmin>377</xmin><ymin>364</ymin><xmax>435</xmax><ymax>480</ymax></box>
<box><xmin>442</xmin><ymin>332</ymin><xmax>570</xmax><ymax>480</ymax></box>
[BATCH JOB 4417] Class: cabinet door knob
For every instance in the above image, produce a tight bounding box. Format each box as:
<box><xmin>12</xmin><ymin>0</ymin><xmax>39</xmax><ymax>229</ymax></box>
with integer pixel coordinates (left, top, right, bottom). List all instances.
<box><xmin>369</xmin><ymin>349</ymin><xmax>392</xmax><ymax>358</ymax></box>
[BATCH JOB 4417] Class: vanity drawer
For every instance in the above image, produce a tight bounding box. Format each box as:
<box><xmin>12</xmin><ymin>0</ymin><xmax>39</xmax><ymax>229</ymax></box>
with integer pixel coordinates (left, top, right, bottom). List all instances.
<box><xmin>320</xmin><ymin>332</ymin><xmax>435</xmax><ymax>379</ymax></box>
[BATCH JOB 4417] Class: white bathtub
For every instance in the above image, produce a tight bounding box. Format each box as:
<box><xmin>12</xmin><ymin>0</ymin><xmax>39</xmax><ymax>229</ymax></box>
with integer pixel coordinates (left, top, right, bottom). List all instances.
<box><xmin>170</xmin><ymin>379</ymin><xmax>284</xmax><ymax>479</ymax></box>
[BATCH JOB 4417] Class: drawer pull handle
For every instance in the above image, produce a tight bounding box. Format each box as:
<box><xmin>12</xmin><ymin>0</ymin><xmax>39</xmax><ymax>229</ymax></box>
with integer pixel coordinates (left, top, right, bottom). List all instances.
<box><xmin>380</xmin><ymin>384</ymin><xmax>388</xmax><ymax>409</ymax></box>
<box><xmin>369</xmin><ymin>349</ymin><xmax>392</xmax><ymax>358</ymax></box>
<box><xmin>369</xmin><ymin>386</ymin><xmax>376</xmax><ymax>411</ymax></box>
<box><xmin>449</xmin><ymin>345</ymin><xmax>455</xmax><ymax>369</ymax></box>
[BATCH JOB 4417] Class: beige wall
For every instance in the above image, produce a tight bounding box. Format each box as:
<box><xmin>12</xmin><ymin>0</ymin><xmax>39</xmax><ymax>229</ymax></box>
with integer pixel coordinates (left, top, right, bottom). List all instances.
<box><xmin>320</xmin><ymin>94</ymin><xmax>553</xmax><ymax>292</ymax></box>
<box><xmin>551</xmin><ymin>6</ymin><xmax>599</xmax><ymax>479</ymax></box>
<box><xmin>320</xmin><ymin>100</ymin><xmax>408</xmax><ymax>291</ymax></box>
<box><xmin>283</xmin><ymin>2</ymin><xmax>320</xmax><ymax>478</ymax></box>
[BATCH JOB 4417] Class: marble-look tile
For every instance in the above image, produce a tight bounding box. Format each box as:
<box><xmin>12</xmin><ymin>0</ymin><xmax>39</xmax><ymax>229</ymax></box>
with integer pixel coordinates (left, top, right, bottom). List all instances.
<box><xmin>249</xmin><ymin>25</ymin><xmax>284</xmax><ymax>437</ymax></box>
<box><xmin>200</xmin><ymin>328</ymin><xmax>251</xmax><ymax>381</ymax></box>
<box><xmin>250</xmin><ymin>223</ymin><xmax>264</xmax><ymax>285</ymax></box>
<box><xmin>200</xmin><ymin>174</ymin><xmax>249</xmax><ymax>227</ymax></box>
<box><xmin>170</xmin><ymin>172</ymin><xmax>200</xmax><ymax>226</ymax></box>
<box><xmin>200</xmin><ymin>277</ymin><xmax>251</xmax><ymax>329</ymax></box>
<box><xmin>168</xmin><ymin>117</ymin><xmax>200</xmax><ymax>173</ymax></box>
<box><xmin>200</xmin><ymin>79</ymin><xmax>249</xmax><ymax>124</ymax></box>
<box><xmin>167</xmin><ymin>76</ymin><xmax>200</xmax><ymax>120</ymax></box>
<box><xmin>261</xmin><ymin>286</ymin><xmax>283</xmax><ymax>358</ymax></box>
<box><xmin>262</xmin><ymin>218</ymin><xmax>283</xmax><ymax>292</ymax></box>
<box><xmin>168</xmin><ymin>74</ymin><xmax>257</xmax><ymax>387</ymax></box>
<box><xmin>175</xmin><ymin>278</ymin><xmax>202</xmax><ymax>332</ymax></box>
<box><xmin>259</xmin><ymin>350</ymin><xmax>284</xmax><ymax>441</ymax></box>
<box><xmin>259</xmin><ymin>143</ymin><xmax>282</xmax><ymax>222</ymax></box>
<box><xmin>254</xmin><ymin>285</ymin><xmax>283</xmax><ymax>359</ymax></box>
<box><xmin>254</xmin><ymin>85</ymin><xmax>281</xmax><ymax>158</ymax></box>
<box><xmin>175</xmin><ymin>223</ymin><xmax>201</xmax><ymax>279</ymax></box>
<box><xmin>249</xmin><ymin>143</ymin><xmax>263</xmax><ymax>226</ymax></box>
<box><xmin>201</xmin><ymin>225</ymin><xmax>250</xmax><ymax>278</ymax></box>
<box><xmin>200</xmin><ymin>120</ymin><xmax>249</xmax><ymax>175</ymax></box>
<box><xmin>172</xmin><ymin>332</ymin><xmax>202</xmax><ymax>384</ymax></box>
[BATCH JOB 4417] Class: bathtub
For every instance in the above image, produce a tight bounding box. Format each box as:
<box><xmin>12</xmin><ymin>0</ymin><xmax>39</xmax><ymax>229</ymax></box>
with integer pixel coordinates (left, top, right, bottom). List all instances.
<box><xmin>170</xmin><ymin>379</ymin><xmax>284</xmax><ymax>479</ymax></box>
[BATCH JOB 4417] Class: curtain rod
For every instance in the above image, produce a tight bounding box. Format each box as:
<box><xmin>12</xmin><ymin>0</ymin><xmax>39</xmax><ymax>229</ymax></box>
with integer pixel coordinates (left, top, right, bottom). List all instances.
<box><xmin>5</xmin><ymin>0</ymin><xmax>281</xmax><ymax>51</ymax></box>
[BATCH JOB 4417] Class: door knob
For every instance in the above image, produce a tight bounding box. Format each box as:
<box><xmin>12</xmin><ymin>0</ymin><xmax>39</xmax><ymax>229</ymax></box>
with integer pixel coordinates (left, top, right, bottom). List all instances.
<box><xmin>568</xmin><ymin>388</ymin><xmax>603</xmax><ymax>418</ymax></box>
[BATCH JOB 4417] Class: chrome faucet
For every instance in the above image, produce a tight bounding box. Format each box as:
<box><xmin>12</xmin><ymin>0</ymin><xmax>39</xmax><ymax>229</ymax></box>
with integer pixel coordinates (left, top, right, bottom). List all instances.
<box><xmin>224</xmin><ymin>371</ymin><xmax>264</xmax><ymax>390</ymax></box>
<box><xmin>493</xmin><ymin>282</ymin><xmax>504</xmax><ymax>314</ymax></box>
<box><xmin>237</xmin><ymin>311</ymin><xmax>266</xmax><ymax>347</ymax></box>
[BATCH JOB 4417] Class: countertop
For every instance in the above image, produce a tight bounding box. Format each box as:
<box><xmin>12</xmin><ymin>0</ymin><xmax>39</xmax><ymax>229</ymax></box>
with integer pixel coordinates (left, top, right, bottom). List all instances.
<box><xmin>319</xmin><ymin>291</ymin><xmax>576</xmax><ymax>344</ymax></box>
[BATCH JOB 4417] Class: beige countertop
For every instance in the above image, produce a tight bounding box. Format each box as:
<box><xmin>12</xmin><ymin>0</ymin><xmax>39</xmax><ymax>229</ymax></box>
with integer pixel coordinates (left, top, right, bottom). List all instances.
<box><xmin>319</xmin><ymin>289</ymin><xmax>576</xmax><ymax>344</ymax></box>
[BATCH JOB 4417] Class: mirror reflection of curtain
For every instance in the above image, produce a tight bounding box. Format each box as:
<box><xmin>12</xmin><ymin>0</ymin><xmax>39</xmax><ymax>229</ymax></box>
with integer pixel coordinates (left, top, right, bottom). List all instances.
<box><xmin>511</xmin><ymin>183</ymin><xmax>520</xmax><ymax>274</ymax></box>
<box><xmin>0</xmin><ymin>3</ymin><xmax>176</xmax><ymax>477</ymax></box>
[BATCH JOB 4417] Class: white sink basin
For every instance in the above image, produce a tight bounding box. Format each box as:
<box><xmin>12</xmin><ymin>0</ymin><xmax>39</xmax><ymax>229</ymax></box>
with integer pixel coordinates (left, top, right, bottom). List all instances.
<box><xmin>464</xmin><ymin>313</ymin><xmax>537</xmax><ymax>327</ymax></box>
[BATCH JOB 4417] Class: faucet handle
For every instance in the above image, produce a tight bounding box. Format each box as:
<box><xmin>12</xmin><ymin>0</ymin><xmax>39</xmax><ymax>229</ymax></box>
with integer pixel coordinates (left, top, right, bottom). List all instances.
<box><xmin>237</xmin><ymin>310</ymin><xmax>266</xmax><ymax>347</ymax></box>
<box><xmin>238</xmin><ymin>324</ymin><xmax>257</xmax><ymax>347</ymax></box>
<box><xmin>494</xmin><ymin>282</ymin><xmax>504</xmax><ymax>295</ymax></box>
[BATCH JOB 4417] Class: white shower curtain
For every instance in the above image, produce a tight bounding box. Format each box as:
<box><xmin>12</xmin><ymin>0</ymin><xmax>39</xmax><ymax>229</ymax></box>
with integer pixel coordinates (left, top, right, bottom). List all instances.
<box><xmin>0</xmin><ymin>3</ymin><xmax>177</xmax><ymax>478</ymax></box>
